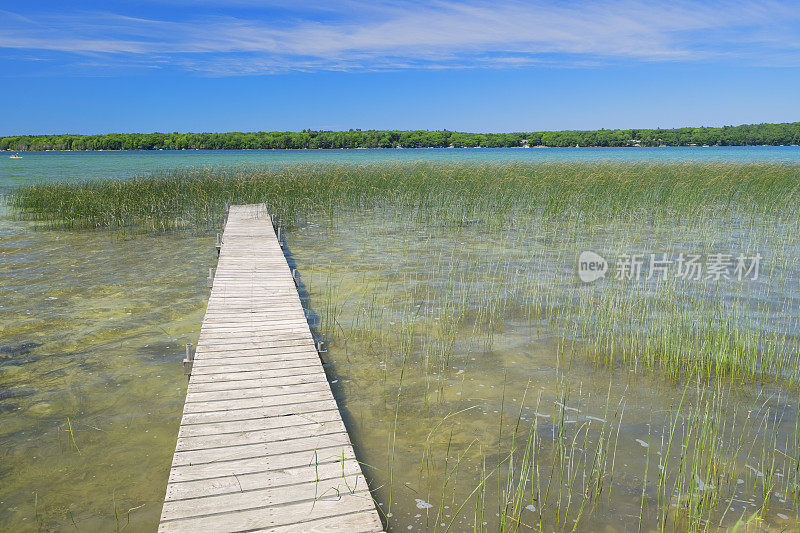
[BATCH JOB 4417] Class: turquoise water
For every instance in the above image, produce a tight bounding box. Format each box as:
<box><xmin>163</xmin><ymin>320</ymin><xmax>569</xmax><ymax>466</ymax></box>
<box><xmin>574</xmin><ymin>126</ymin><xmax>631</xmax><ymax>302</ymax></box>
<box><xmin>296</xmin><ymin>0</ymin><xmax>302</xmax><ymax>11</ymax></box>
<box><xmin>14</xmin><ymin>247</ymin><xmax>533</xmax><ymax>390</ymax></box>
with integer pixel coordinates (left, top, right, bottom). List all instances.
<box><xmin>2</xmin><ymin>146</ymin><xmax>800</xmax><ymax>189</ymax></box>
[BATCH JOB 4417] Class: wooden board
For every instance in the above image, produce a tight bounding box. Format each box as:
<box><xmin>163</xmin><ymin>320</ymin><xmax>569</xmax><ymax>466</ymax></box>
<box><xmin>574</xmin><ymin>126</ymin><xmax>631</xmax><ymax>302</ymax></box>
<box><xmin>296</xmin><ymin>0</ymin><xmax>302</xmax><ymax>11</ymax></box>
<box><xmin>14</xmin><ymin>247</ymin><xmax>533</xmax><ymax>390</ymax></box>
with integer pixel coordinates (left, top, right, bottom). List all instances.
<box><xmin>159</xmin><ymin>204</ymin><xmax>383</xmax><ymax>533</ymax></box>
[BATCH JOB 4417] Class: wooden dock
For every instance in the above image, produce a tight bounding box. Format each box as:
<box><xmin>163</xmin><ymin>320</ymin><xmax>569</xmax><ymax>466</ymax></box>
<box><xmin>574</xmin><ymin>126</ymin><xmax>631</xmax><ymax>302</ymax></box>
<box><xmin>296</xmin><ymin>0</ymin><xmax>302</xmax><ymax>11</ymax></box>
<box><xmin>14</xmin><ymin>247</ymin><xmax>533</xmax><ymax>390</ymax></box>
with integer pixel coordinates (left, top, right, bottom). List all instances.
<box><xmin>159</xmin><ymin>204</ymin><xmax>383</xmax><ymax>532</ymax></box>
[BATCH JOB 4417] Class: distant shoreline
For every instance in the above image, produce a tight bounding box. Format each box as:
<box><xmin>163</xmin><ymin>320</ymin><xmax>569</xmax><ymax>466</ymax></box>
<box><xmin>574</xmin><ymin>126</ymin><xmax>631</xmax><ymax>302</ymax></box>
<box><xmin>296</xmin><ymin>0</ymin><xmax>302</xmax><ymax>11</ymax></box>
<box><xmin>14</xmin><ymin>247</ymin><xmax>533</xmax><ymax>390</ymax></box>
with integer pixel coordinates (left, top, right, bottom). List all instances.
<box><xmin>2</xmin><ymin>122</ymin><xmax>799</xmax><ymax>151</ymax></box>
<box><xmin>4</xmin><ymin>145</ymin><xmax>800</xmax><ymax>152</ymax></box>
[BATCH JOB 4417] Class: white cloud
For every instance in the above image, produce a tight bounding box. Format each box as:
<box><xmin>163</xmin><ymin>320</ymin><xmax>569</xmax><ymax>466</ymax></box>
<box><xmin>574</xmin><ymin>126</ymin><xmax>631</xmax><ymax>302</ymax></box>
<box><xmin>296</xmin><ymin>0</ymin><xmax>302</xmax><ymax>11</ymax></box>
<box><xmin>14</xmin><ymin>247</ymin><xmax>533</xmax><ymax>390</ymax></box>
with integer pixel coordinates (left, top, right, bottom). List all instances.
<box><xmin>1</xmin><ymin>1</ymin><xmax>799</xmax><ymax>75</ymax></box>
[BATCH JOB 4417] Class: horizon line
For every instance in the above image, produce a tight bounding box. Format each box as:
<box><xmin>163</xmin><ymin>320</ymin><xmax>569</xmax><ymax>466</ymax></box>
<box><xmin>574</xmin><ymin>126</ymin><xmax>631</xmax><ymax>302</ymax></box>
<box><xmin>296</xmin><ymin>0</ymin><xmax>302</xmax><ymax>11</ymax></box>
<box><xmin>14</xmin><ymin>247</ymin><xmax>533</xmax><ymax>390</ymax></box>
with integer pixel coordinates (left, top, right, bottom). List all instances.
<box><xmin>3</xmin><ymin>120</ymin><xmax>800</xmax><ymax>138</ymax></box>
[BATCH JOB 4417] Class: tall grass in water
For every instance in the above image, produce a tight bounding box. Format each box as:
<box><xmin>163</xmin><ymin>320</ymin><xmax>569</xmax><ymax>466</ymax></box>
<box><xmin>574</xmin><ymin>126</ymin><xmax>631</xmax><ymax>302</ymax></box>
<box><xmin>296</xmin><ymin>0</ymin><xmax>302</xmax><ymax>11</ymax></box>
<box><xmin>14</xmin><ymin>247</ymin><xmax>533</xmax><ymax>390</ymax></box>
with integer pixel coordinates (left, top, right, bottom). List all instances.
<box><xmin>12</xmin><ymin>161</ymin><xmax>800</xmax><ymax>530</ymax></box>
<box><xmin>280</xmin><ymin>160</ymin><xmax>799</xmax><ymax>531</ymax></box>
<box><xmin>10</xmin><ymin>162</ymin><xmax>800</xmax><ymax>231</ymax></box>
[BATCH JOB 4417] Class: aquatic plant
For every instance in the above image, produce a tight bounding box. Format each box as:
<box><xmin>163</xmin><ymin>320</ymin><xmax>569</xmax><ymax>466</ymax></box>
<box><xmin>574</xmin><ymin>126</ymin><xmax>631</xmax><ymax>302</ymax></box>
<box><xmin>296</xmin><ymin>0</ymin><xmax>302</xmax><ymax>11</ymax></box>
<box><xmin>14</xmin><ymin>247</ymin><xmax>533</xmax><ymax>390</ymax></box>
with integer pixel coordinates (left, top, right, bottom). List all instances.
<box><xmin>9</xmin><ymin>161</ymin><xmax>800</xmax><ymax>231</ymax></box>
<box><xmin>6</xmin><ymin>161</ymin><xmax>800</xmax><ymax>530</ymax></box>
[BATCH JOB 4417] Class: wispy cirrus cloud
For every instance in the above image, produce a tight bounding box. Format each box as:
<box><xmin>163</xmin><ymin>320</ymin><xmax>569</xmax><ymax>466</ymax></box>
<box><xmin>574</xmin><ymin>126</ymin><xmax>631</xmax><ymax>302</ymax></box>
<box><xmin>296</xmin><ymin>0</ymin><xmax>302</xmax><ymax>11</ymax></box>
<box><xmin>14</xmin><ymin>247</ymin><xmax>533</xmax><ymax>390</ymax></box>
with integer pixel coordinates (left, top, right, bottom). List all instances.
<box><xmin>1</xmin><ymin>1</ymin><xmax>799</xmax><ymax>76</ymax></box>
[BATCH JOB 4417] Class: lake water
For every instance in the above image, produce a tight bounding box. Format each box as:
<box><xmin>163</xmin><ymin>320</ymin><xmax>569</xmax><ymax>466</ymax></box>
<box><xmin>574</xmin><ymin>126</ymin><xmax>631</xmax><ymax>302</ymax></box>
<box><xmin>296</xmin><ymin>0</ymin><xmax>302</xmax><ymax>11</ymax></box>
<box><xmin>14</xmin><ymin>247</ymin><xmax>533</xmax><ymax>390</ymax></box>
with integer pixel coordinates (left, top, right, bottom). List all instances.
<box><xmin>1</xmin><ymin>149</ymin><xmax>799</xmax><ymax>531</ymax></box>
<box><xmin>3</xmin><ymin>146</ymin><xmax>800</xmax><ymax>188</ymax></box>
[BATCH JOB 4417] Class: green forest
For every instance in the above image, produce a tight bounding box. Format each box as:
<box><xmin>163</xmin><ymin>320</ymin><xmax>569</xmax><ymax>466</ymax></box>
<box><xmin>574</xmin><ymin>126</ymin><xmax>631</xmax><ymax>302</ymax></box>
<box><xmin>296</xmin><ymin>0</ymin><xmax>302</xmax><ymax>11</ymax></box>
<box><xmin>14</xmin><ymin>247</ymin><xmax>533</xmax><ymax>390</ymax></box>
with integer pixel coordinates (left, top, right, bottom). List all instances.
<box><xmin>2</xmin><ymin>122</ymin><xmax>800</xmax><ymax>151</ymax></box>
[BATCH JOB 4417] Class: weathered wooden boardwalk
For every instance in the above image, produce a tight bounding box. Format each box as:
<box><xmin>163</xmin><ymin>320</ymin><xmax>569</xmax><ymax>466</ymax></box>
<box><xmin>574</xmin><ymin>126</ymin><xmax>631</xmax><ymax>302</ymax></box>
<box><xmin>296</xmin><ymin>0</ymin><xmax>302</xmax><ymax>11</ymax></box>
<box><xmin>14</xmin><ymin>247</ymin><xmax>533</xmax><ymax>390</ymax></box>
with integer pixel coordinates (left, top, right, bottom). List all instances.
<box><xmin>159</xmin><ymin>204</ymin><xmax>383</xmax><ymax>532</ymax></box>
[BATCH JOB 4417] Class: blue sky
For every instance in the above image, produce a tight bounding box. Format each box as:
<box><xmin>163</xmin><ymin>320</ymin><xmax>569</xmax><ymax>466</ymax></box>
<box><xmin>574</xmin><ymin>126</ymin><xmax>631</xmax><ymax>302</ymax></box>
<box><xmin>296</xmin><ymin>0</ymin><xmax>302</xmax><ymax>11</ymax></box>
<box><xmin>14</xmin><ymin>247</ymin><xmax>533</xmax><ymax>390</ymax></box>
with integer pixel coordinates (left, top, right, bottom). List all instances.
<box><xmin>1</xmin><ymin>1</ymin><xmax>800</xmax><ymax>134</ymax></box>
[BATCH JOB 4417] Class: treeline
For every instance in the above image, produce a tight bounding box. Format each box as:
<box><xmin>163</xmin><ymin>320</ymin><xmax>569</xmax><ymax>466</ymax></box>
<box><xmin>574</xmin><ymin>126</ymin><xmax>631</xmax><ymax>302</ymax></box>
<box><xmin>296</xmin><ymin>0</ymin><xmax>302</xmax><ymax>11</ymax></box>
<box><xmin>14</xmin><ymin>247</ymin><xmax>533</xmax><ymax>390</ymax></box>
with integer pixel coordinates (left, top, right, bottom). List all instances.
<box><xmin>2</xmin><ymin>122</ymin><xmax>800</xmax><ymax>151</ymax></box>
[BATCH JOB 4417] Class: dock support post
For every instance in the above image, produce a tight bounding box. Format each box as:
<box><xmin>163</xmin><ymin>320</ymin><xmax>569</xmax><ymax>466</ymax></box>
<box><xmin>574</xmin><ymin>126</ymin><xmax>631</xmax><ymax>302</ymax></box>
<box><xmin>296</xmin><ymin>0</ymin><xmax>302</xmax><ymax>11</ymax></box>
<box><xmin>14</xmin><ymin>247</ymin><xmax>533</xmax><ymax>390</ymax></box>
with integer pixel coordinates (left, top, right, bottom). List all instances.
<box><xmin>183</xmin><ymin>343</ymin><xmax>195</xmax><ymax>376</ymax></box>
<box><xmin>215</xmin><ymin>233</ymin><xmax>223</xmax><ymax>253</ymax></box>
<box><xmin>207</xmin><ymin>268</ymin><xmax>214</xmax><ymax>287</ymax></box>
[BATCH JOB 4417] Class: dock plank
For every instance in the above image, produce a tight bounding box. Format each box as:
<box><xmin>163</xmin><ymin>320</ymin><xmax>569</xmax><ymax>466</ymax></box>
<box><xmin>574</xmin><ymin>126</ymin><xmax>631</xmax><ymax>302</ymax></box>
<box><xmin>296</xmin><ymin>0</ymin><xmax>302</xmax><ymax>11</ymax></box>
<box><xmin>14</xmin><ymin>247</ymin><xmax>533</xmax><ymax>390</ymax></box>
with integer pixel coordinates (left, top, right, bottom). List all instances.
<box><xmin>160</xmin><ymin>204</ymin><xmax>382</xmax><ymax>532</ymax></box>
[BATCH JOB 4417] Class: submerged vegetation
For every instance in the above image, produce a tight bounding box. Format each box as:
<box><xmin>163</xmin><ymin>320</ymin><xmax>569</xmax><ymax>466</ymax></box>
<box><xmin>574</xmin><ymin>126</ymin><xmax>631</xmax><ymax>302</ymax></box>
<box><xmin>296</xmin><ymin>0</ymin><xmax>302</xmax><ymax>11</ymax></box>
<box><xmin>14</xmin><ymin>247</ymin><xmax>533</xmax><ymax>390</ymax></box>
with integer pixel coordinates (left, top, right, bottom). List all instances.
<box><xmin>6</xmin><ymin>161</ymin><xmax>800</xmax><ymax>530</ymax></box>
<box><xmin>3</xmin><ymin>121</ymin><xmax>800</xmax><ymax>151</ymax></box>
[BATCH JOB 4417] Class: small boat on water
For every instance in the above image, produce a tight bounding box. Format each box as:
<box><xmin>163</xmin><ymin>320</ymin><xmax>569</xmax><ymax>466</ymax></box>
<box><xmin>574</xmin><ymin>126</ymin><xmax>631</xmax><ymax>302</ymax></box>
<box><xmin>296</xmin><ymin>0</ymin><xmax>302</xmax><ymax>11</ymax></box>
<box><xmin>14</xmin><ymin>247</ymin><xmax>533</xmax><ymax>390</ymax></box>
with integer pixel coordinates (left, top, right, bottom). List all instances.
<box><xmin>9</xmin><ymin>154</ymin><xmax>22</xmax><ymax>159</ymax></box>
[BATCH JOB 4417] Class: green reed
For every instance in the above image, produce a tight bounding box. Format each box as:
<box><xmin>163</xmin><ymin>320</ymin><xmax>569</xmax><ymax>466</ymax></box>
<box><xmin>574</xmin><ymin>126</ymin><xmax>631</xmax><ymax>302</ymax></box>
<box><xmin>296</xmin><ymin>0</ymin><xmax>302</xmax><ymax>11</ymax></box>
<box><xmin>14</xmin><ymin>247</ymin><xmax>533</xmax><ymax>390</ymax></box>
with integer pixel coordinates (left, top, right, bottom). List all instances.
<box><xmin>285</xmin><ymin>167</ymin><xmax>799</xmax><ymax>530</ymax></box>
<box><xmin>10</xmin><ymin>162</ymin><xmax>800</xmax><ymax>231</ymax></box>
<box><xmin>11</xmin><ymin>161</ymin><xmax>800</xmax><ymax>530</ymax></box>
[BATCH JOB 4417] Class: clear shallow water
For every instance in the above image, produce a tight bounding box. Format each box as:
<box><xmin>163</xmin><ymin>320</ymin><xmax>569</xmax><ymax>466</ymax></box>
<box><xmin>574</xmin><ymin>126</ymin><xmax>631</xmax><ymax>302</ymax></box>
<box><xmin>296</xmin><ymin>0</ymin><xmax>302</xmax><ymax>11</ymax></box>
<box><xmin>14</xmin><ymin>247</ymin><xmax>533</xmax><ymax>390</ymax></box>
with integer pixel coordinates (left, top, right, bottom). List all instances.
<box><xmin>3</xmin><ymin>146</ymin><xmax>800</xmax><ymax>189</ymax></box>
<box><xmin>285</xmin><ymin>208</ymin><xmax>800</xmax><ymax>531</ymax></box>
<box><xmin>0</xmin><ymin>223</ymin><xmax>216</xmax><ymax>530</ymax></box>
<box><xmin>2</xmin><ymin>151</ymin><xmax>800</xmax><ymax>531</ymax></box>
